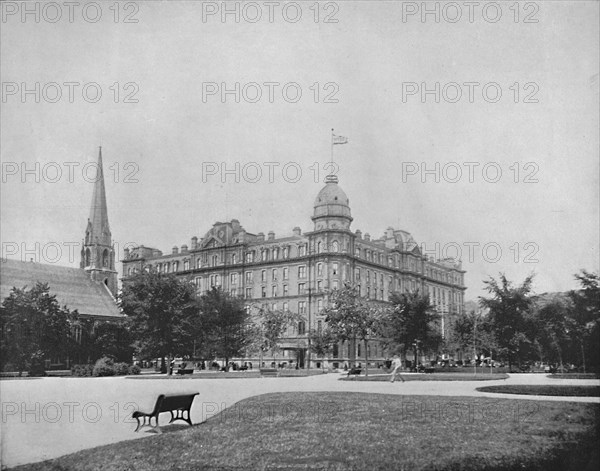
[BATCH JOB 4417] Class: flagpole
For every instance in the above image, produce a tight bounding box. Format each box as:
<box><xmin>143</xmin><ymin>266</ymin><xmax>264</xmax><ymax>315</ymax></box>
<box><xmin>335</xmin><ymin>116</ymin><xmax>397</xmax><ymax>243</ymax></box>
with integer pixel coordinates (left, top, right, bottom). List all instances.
<box><xmin>330</xmin><ymin>128</ymin><xmax>334</xmax><ymax>165</ymax></box>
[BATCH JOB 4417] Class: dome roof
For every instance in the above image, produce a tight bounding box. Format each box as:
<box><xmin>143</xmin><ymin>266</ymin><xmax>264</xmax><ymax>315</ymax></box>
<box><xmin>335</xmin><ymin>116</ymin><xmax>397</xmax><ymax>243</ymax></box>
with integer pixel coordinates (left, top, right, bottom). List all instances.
<box><xmin>314</xmin><ymin>175</ymin><xmax>350</xmax><ymax>207</ymax></box>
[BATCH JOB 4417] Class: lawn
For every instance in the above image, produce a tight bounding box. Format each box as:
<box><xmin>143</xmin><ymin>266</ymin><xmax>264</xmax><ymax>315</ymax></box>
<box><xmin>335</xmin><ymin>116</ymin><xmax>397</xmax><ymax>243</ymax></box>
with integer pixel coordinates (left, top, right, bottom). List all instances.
<box><xmin>477</xmin><ymin>385</ymin><xmax>600</xmax><ymax>397</ymax></box>
<box><xmin>549</xmin><ymin>373</ymin><xmax>600</xmax><ymax>380</ymax></box>
<box><xmin>340</xmin><ymin>373</ymin><xmax>509</xmax><ymax>381</ymax></box>
<box><xmin>13</xmin><ymin>392</ymin><xmax>598</xmax><ymax>471</ymax></box>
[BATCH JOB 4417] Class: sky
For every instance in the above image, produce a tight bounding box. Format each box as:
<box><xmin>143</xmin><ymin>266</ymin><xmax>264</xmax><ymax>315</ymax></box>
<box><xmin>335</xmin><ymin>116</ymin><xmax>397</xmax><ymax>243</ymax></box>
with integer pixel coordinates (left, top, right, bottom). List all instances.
<box><xmin>1</xmin><ymin>0</ymin><xmax>599</xmax><ymax>301</ymax></box>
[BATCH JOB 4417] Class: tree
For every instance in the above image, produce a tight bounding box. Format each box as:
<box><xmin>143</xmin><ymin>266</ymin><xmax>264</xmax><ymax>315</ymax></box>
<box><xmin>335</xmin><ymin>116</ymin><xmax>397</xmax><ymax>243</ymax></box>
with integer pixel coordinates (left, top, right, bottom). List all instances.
<box><xmin>322</xmin><ymin>284</ymin><xmax>384</xmax><ymax>377</ymax></box>
<box><xmin>252</xmin><ymin>307</ymin><xmax>301</xmax><ymax>366</ymax></box>
<box><xmin>0</xmin><ymin>283</ymin><xmax>76</xmax><ymax>376</ymax></box>
<box><xmin>479</xmin><ymin>273</ymin><xmax>536</xmax><ymax>370</ymax></box>
<box><xmin>197</xmin><ymin>287</ymin><xmax>254</xmax><ymax>368</ymax></box>
<box><xmin>119</xmin><ymin>269</ymin><xmax>197</xmax><ymax>374</ymax></box>
<box><xmin>383</xmin><ymin>291</ymin><xmax>442</xmax><ymax>367</ymax></box>
<box><xmin>308</xmin><ymin>326</ymin><xmax>336</xmax><ymax>370</ymax></box>
<box><xmin>569</xmin><ymin>270</ymin><xmax>600</xmax><ymax>372</ymax></box>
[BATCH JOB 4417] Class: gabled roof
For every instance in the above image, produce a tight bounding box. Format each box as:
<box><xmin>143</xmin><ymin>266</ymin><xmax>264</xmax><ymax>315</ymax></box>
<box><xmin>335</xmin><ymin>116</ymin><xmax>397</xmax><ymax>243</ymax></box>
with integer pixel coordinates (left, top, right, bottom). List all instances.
<box><xmin>0</xmin><ymin>259</ymin><xmax>123</xmax><ymax>319</ymax></box>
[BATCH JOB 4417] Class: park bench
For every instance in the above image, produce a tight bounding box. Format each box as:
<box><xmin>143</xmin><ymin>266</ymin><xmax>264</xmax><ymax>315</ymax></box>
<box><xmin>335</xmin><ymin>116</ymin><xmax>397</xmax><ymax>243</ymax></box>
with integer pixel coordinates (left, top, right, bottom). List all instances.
<box><xmin>132</xmin><ymin>392</ymin><xmax>199</xmax><ymax>433</ymax></box>
<box><xmin>260</xmin><ymin>368</ymin><xmax>278</xmax><ymax>377</ymax></box>
<box><xmin>176</xmin><ymin>368</ymin><xmax>194</xmax><ymax>375</ymax></box>
<box><xmin>347</xmin><ymin>367</ymin><xmax>361</xmax><ymax>378</ymax></box>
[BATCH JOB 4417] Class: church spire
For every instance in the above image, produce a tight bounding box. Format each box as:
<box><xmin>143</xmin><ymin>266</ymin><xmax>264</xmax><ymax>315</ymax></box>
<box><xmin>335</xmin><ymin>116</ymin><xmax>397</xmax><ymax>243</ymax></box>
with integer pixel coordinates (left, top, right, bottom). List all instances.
<box><xmin>81</xmin><ymin>146</ymin><xmax>117</xmax><ymax>297</ymax></box>
<box><xmin>87</xmin><ymin>146</ymin><xmax>111</xmax><ymax>246</ymax></box>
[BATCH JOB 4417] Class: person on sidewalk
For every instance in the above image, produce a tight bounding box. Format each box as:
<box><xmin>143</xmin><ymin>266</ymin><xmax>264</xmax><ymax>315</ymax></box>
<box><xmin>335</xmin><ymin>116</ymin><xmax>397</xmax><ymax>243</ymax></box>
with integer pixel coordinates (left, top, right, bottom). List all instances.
<box><xmin>390</xmin><ymin>355</ymin><xmax>405</xmax><ymax>383</ymax></box>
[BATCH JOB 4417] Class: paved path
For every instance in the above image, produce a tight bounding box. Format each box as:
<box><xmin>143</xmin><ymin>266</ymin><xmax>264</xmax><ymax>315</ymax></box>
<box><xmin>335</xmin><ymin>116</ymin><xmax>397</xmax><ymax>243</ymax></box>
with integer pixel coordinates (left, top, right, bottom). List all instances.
<box><xmin>1</xmin><ymin>373</ymin><xmax>598</xmax><ymax>468</ymax></box>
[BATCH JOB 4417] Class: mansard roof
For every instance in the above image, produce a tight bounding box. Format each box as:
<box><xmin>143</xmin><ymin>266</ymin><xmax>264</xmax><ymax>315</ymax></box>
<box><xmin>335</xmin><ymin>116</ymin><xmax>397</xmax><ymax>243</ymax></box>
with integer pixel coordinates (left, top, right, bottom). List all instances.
<box><xmin>0</xmin><ymin>259</ymin><xmax>122</xmax><ymax>319</ymax></box>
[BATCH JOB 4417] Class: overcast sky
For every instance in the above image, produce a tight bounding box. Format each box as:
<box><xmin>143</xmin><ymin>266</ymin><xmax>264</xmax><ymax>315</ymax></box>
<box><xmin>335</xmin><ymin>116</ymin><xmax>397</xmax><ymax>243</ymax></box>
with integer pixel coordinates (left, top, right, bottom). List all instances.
<box><xmin>1</xmin><ymin>1</ymin><xmax>598</xmax><ymax>300</ymax></box>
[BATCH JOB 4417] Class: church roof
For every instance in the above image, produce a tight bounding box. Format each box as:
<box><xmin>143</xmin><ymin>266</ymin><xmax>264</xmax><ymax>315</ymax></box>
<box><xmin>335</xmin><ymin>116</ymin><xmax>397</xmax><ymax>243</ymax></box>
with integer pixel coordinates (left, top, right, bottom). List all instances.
<box><xmin>86</xmin><ymin>147</ymin><xmax>111</xmax><ymax>246</ymax></box>
<box><xmin>0</xmin><ymin>259</ymin><xmax>122</xmax><ymax>319</ymax></box>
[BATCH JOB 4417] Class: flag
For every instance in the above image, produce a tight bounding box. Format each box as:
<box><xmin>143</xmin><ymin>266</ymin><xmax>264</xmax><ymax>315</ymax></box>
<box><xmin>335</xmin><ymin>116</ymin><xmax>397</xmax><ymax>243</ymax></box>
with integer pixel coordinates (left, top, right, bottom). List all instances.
<box><xmin>333</xmin><ymin>135</ymin><xmax>348</xmax><ymax>145</ymax></box>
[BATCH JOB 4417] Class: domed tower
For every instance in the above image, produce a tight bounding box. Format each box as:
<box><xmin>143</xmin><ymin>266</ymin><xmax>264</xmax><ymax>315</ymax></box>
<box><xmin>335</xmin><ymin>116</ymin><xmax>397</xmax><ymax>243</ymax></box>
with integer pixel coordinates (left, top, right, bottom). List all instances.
<box><xmin>311</xmin><ymin>174</ymin><xmax>353</xmax><ymax>231</ymax></box>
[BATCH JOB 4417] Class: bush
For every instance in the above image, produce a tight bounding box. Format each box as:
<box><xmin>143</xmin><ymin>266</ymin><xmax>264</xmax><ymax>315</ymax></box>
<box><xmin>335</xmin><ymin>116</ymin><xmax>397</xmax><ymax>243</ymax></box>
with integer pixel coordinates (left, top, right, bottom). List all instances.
<box><xmin>28</xmin><ymin>351</ymin><xmax>46</xmax><ymax>377</ymax></box>
<box><xmin>93</xmin><ymin>357</ymin><xmax>116</xmax><ymax>377</ymax></box>
<box><xmin>71</xmin><ymin>364</ymin><xmax>94</xmax><ymax>377</ymax></box>
<box><xmin>128</xmin><ymin>364</ymin><xmax>141</xmax><ymax>375</ymax></box>
<box><xmin>114</xmin><ymin>362</ymin><xmax>130</xmax><ymax>375</ymax></box>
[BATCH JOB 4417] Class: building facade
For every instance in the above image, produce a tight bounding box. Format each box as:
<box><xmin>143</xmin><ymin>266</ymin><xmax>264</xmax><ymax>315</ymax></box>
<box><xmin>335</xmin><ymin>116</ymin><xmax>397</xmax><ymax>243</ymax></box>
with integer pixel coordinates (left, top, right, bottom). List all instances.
<box><xmin>122</xmin><ymin>174</ymin><xmax>466</xmax><ymax>368</ymax></box>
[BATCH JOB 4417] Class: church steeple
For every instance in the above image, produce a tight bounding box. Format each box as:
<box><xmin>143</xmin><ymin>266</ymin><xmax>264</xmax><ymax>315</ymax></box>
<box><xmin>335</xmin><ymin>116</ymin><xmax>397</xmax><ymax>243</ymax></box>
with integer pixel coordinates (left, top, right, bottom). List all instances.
<box><xmin>81</xmin><ymin>147</ymin><xmax>117</xmax><ymax>297</ymax></box>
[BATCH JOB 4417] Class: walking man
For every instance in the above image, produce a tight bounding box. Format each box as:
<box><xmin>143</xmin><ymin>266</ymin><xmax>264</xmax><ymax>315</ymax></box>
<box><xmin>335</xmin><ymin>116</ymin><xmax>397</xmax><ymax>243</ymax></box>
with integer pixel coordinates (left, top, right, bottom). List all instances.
<box><xmin>390</xmin><ymin>355</ymin><xmax>405</xmax><ymax>383</ymax></box>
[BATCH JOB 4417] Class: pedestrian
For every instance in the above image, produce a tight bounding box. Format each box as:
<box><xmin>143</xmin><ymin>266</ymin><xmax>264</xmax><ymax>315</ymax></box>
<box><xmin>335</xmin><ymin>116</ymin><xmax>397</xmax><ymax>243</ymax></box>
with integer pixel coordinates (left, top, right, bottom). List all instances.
<box><xmin>390</xmin><ymin>355</ymin><xmax>405</xmax><ymax>383</ymax></box>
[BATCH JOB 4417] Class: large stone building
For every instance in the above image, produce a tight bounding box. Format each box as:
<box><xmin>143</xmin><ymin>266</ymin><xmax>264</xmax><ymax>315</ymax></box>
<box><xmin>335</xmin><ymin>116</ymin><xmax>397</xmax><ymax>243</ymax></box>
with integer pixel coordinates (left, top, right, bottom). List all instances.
<box><xmin>122</xmin><ymin>174</ymin><xmax>466</xmax><ymax>368</ymax></box>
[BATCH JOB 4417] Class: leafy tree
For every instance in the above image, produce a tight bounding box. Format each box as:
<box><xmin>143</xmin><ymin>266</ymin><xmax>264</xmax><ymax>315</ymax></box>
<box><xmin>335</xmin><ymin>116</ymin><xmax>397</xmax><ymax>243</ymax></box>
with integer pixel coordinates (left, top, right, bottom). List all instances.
<box><xmin>308</xmin><ymin>326</ymin><xmax>337</xmax><ymax>370</ymax></box>
<box><xmin>119</xmin><ymin>268</ymin><xmax>197</xmax><ymax>374</ymax></box>
<box><xmin>322</xmin><ymin>283</ymin><xmax>384</xmax><ymax>376</ymax></box>
<box><xmin>384</xmin><ymin>291</ymin><xmax>442</xmax><ymax>367</ymax></box>
<box><xmin>197</xmin><ymin>288</ymin><xmax>254</xmax><ymax>367</ymax></box>
<box><xmin>530</xmin><ymin>295</ymin><xmax>574</xmax><ymax>369</ymax></box>
<box><xmin>479</xmin><ymin>273</ymin><xmax>536</xmax><ymax>369</ymax></box>
<box><xmin>91</xmin><ymin>321</ymin><xmax>134</xmax><ymax>363</ymax></box>
<box><xmin>568</xmin><ymin>270</ymin><xmax>600</xmax><ymax>371</ymax></box>
<box><xmin>252</xmin><ymin>307</ymin><xmax>301</xmax><ymax>365</ymax></box>
<box><xmin>0</xmin><ymin>283</ymin><xmax>76</xmax><ymax>376</ymax></box>
<box><xmin>447</xmin><ymin>310</ymin><xmax>476</xmax><ymax>360</ymax></box>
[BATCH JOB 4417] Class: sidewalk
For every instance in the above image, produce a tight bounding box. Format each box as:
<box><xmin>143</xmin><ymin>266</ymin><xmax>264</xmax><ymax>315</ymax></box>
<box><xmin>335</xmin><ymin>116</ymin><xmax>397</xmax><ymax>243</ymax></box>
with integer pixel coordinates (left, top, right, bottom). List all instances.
<box><xmin>1</xmin><ymin>373</ymin><xmax>598</xmax><ymax>468</ymax></box>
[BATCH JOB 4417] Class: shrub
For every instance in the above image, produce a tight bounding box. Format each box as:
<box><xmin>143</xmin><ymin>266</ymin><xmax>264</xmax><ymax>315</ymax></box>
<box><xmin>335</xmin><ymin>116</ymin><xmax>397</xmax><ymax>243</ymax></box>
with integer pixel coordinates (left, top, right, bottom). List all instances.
<box><xmin>28</xmin><ymin>350</ymin><xmax>46</xmax><ymax>377</ymax></box>
<box><xmin>71</xmin><ymin>364</ymin><xmax>94</xmax><ymax>377</ymax></box>
<box><xmin>93</xmin><ymin>357</ymin><xmax>116</xmax><ymax>377</ymax></box>
<box><xmin>128</xmin><ymin>364</ymin><xmax>141</xmax><ymax>375</ymax></box>
<box><xmin>114</xmin><ymin>362</ymin><xmax>130</xmax><ymax>376</ymax></box>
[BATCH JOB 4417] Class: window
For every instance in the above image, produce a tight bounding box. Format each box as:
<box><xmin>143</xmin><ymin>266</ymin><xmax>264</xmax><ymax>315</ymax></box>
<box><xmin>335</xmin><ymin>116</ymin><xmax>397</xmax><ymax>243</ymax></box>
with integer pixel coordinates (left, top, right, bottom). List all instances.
<box><xmin>261</xmin><ymin>286</ymin><xmax>266</xmax><ymax>298</ymax></box>
<box><xmin>283</xmin><ymin>284</ymin><xmax>288</xmax><ymax>296</ymax></box>
<box><xmin>272</xmin><ymin>268</ymin><xmax>278</xmax><ymax>280</ymax></box>
<box><xmin>210</xmin><ymin>274</ymin><xmax>220</xmax><ymax>287</ymax></box>
<box><xmin>197</xmin><ymin>259</ymin><xmax>202</xmax><ymax>269</ymax></box>
<box><xmin>212</xmin><ymin>255</ymin><xmax>218</xmax><ymax>266</ymax></box>
<box><xmin>184</xmin><ymin>260</ymin><xmax>190</xmax><ymax>271</ymax></box>
<box><xmin>355</xmin><ymin>268</ymin><xmax>361</xmax><ymax>281</ymax></box>
<box><xmin>367</xmin><ymin>270</ymin><xmax>370</xmax><ymax>282</ymax></box>
<box><xmin>246</xmin><ymin>252</ymin><xmax>254</xmax><ymax>263</ymax></box>
<box><xmin>367</xmin><ymin>287</ymin><xmax>371</xmax><ymax>298</ymax></box>
<box><xmin>231</xmin><ymin>289</ymin><xmax>237</xmax><ymax>297</ymax></box>
<box><xmin>102</xmin><ymin>249</ymin><xmax>109</xmax><ymax>267</ymax></box>
<box><xmin>231</xmin><ymin>253</ymin><xmax>236</xmax><ymax>264</ymax></box>
<box><xmin>317</xmin><ymin>319</ymin><xmax>322</xmax><ymax>331</ymax></box>
<box><xmin>298</xmin><ymin>321</ymin><xmax>306</xmax><ymax>335</ymax></box>
<box><xmin>283</xmin><ymin>301</ymin><xmax>288</xmax><ymax>311</ymax></box>
<box><xmin>272</xmin><ymin>285</ymin><xmax>277</xmax><ymax>297</ymax></box>
<box><xmin>317</xmin><ymin>263</ymin><xmax>323</xmax><ymax>276</ymax></box>
<box><xmin>245</xmin><ymin>271</ymin><xmax>253</xmax><ymax>283</ymax></box>
<box><xmin>355</xmin><ymin>247</ymin><xmax>360</xmax><ymax>257</ymax></box>
<box><xmin>333</xmin><ymin>280</ymin><xmax>339</xmax><ymax>290</ymax></box>
<box><xmin>245</xmin><ymin>287</ymin><xmax>252</xmax><ymax>298</ymax></box>
<box><xmin>317</xmin><ymin>299</ymin><xmax>323</xmax><ymax>312</ymax></box>
<box><xmin>173</xmin><ymin>261</ymin><xmax>179</xmax><ymax>272</ymax></box>
<box><xmin>299</xmin><ymin>245</ymin><xmax>307</xmax><ymax>256</ymax></box>
<box><xmin>195</xmin><ymin>276</ymin><xmax>202</xmax><ymax>287</ymax></box>
<box><xmin>298</xmin><ymin>302</ymin><xmax>307</xmax><ymax>315</ymax></box>
<box><xmin>298</xmin><ymin>266</ymin><xmax>306</xmax><ymax>278</ymax></box>
<box><xmin>380</xmin><ymin>274</ymin><xmax>384</xmax><ymax>285</ymax></box>
<box><xmin>317</xmin><ymin>280</ymin><xmax>322</xmax><ymax>292</ymax></box>
<box><xmin>157</xmin><ymin>263</ymin><xmax>161</xmax><ymax>272</ymax></box>
<box><xmin>262</xmin><ymin>249</ymin><xmax>269</xmax><ymax>262</ymax></box>
<box><xmin>261</xmin><ymin>270</ymin><xmax>267</xmax><ymax>283</ymax></box>
<box><xmin>273</xmin><ymin>248</ymin><xmax>279</xmax><ymax>259</ymax></box>
<box><xmin>283</xmin><ymin>267</ymin><xmax>289</xmax><ymax>280</ymax></box>
<box><xmin>164</xmin><ymin>263</ymin><xmax>170</xmax><ymax>273</ymax></box>
<box><xmin>331</xmin><ymin>240</ymin><xmax>339</xmax><ymax>252</ymax></box>
<box><xmin>127</xmin><ymin>267</ymin><xmax>132</xmax><ymax>275</ymax></box>
<box><xmin>333</xmin><ymin>262</ymin><xmax>338</xmax><ymax>275</ymax></box>
<box><xmin>231</xmin><ymin>272</ymin><xmax>238</xmax><ymax>284</ymax></box>
<box><xmin>283</xmin><ymin>247</ymin><xmax>289</xmax><ymax>258</ymax></box>
<box><xmin>298</xmin><ymin>283</ymin><xmax>306</xmax><ymax>294</ymax></box>
<box><xmin>272</xmin><ymin>303</ymin><xmax>277</xmax><ymax>311</ymax></box>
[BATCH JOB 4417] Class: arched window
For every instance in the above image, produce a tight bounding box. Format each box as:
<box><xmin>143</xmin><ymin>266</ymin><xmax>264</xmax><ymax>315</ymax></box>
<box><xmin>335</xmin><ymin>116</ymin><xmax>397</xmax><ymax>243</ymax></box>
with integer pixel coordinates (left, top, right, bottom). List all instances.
<box><xmin>102</xmin><ymin>250</ymin><xmax>109</xmax><ymax>267</ymax></box>
<box><xmin>331</xmin><ymin>240</ymin><xmax>339</xmax><ymax>252</ymax></box>
<box><xmin>85</xmin><ymin>248</ymin><xmax>91</xmax><ymax>266</ymax></box>
<box><xmin>231</xmin><ymin>253</ymin><xmax>237</xmax><ymax>264</ymax></box>
<box><xmin>317</xmin><ymin>241</ymin><xmax>322</xmax><ymax>253</ymax></box>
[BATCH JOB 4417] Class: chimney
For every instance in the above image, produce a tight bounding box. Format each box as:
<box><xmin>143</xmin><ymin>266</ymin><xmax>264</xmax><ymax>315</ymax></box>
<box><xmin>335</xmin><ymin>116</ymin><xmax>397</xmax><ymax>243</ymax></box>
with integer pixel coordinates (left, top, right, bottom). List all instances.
<box><xmin>293</xmin><ymin>227</ymin><xmax>301</xmax><ymax>236</ymax></box>
<box><xmin>191</xmin><ymin>236</ymin><xmax>198</xmax><ymax>250</ymax></box>
<box><xmin>364</xmin><ymin>233</ymin><xmax>371</xmax><ymax>242</ymax></box>
<box><xmin>268</xmin><ymin>231</ymin><xmax>275</xmax><ymax>241</ymax></box>
<box><xmin>172</xmin><ymin>246</ymin><xmax>179</xmax><ymax>255</ymax></box>
<box><xmin>123</xmin><ymin>247</ymin><xmax>130</xmax><ymax>259</ymax></box>
<box><xmin>257</xmin><ymin>232</ymin><xmax>265</xmax><ymax>242</ymax></box>
<box><xmin>181</xmin><ymin>245</ymin><xmax>188</xmax><ymax>253</ymax></box>
<box><xmin>355</xmin><ymin>230</ymin><xmax>362</xmax><ymax>239</ymax></box>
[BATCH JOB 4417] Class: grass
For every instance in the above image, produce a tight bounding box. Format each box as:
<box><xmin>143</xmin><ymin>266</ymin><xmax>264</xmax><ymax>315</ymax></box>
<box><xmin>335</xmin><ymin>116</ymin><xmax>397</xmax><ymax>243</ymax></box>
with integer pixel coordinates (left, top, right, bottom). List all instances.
<box><xmin>13</xmin><ymin>392</ymin><xmax>598</xmax><ymax>471</ymax></box>
<box><xmin>477</xmin><ymin>385</ymin><xmax>600</xmax><ymax>397</ymax></box>
<box><xmin>340</xmin><ymin>373</ymin><xmax>509</xmax><ymax>381</ymax></box>
<box><xmin>549</xmin><ymin>373</ymin><xmax>600</xmax><ymax>380</ymax></box>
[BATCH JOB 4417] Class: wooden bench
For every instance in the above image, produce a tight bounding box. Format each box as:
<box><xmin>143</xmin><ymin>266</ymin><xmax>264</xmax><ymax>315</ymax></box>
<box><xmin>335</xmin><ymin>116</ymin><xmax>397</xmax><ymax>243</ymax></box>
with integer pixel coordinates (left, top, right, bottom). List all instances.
<box><xmin>347</xmin><ymin>367</ymin><xmax>361</xmax><ymax>378</ymax></box>
<box><xmin>176</xmin><ymin>368</ymin><xmax>194</xmax><ymax>375</ymax></box>
<box><xmin>260</xmin><ymin>368</ymin><xmax>278</xmax><ymax>377</ymax></box>
<box><xmin>132</xmin><ymin>393</ymin><xmax>199</xmax><ymax>433</ymax></box>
